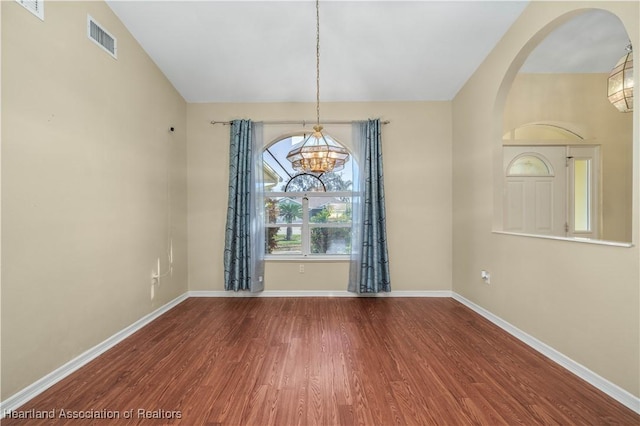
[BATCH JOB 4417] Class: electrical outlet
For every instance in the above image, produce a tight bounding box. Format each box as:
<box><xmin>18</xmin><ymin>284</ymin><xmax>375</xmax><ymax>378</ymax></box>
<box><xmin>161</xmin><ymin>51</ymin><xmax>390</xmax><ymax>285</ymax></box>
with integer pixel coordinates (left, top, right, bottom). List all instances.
<box><xmin>299</xmin><ymin>264</ymin><xmax>305</xmax><ymax>273</ymax></box>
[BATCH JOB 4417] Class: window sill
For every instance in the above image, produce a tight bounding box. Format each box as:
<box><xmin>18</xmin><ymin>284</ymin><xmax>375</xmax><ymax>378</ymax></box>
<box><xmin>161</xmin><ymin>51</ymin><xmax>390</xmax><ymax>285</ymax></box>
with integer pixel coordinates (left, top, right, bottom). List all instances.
<box><xmin>492</xmin><ymin>231</ymin><xmax>634</xmax><ymax>248</ymax></box>
<box><xmin>265</xmin><ymin>255</ymin><xmax>350</xmax><ymax>262</ymax></box>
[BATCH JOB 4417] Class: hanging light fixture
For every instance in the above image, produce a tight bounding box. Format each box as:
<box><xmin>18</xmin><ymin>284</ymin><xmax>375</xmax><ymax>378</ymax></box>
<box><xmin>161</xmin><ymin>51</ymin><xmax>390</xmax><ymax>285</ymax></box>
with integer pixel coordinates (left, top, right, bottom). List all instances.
<box><xmin>286</xmin><ymin>0</ymin><xmax>349</xmax><ymax>174</ymax></box>
<box><xmin>607</xmin><ymin>43</ymin><xmax>633</xmax><ymax>113</ymax></box>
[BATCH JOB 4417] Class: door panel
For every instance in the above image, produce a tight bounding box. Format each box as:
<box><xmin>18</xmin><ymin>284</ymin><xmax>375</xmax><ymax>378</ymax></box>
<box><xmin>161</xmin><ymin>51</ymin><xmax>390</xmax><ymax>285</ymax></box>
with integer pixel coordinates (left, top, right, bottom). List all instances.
<box><xmin>505</xmin><ymin>181</ymin><xmax>525</xmax><ymax>230</ymax></box>
<box><xmin>535</xmin><ymin>181</ymin><xmax>554</xmax><ymax>232</ymax></box>
<box><xmin>503</xmin><ymin>146</ymin><xmax>566</xmax><ymax>236</ymax></box>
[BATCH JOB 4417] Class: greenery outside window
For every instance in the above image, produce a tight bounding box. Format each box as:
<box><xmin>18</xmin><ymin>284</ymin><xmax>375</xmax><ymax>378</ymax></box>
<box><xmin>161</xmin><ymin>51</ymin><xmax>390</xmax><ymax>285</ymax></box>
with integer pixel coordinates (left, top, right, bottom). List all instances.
<box><xmin>263</xmin><ymin>135</ymin><xmax>353</xmax><ymax>258</ymax></box>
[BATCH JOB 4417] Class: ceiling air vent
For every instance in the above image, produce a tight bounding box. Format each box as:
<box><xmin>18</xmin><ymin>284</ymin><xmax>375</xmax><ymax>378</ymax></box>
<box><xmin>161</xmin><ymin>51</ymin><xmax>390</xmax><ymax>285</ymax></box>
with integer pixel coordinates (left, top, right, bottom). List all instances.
<box><xmin>15</xmin><ymin>0</ymin><xmax>44</xmax><ymax>20</ymax></box>
<box><xmin>87</xmin><ymin>15</ymin><xmax>117</xmax><ymax>59</ymax></box>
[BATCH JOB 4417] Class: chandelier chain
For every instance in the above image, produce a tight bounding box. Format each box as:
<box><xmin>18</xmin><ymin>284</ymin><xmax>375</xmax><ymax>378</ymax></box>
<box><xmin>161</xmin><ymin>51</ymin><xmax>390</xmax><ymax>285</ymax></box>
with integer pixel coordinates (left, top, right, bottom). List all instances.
<box><xmin>284</xmin><ymin>0</ymin><xmax>350</xmax><ymax>174</ymax></box>
<box><xmin>316</xmin><ymin>0</ymin><xmax>320</xmax><ymax>128</ymax></box>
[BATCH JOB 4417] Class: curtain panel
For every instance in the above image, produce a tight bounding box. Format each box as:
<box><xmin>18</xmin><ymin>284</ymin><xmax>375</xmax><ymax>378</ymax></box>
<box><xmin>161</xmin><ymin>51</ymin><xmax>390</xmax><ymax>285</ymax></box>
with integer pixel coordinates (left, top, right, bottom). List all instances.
<box><xmin>223</xmin><ymin>120</ymin><xmax>265</xmax><ymax>292</ymax></box>
<box><xmin>349</xmin><ymin>119</ymin><xmax>391</xmax><ymax>293</ymax></box>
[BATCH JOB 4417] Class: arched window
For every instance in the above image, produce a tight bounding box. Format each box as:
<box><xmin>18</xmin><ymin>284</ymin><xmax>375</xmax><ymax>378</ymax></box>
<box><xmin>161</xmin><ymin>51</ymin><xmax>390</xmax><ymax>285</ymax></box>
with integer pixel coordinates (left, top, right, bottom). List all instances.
<box><xmin>506</xmin><ymin>153</ymin><xmax>554</xmax><ymax>176</ymax></box>
<box><xmin>263</xmin><ymin>134</ymin><xmax>354</xmax><ymax>256</ymax></box>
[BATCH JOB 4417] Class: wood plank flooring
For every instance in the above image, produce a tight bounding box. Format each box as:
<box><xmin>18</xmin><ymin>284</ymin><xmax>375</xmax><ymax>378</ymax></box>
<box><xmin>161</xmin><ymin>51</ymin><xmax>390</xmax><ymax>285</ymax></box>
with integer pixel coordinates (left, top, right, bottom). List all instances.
<box><xmin>4</xmin><ymin>297</ymin><xmax>639</xmax><ymax>425</ymax></box>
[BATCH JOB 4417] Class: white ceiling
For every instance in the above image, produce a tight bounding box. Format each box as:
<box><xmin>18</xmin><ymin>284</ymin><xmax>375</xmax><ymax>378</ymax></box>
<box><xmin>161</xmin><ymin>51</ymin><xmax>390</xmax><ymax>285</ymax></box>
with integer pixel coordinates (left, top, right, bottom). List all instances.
<box><xmin>520</xmin><ymin>9</ymin><xmax>630</xmax><ymax>73</ymax></box>
<box><xmin>106</xmin><ymin>1</ymin><xmax>631</xmax><ymax>103</ymax></box>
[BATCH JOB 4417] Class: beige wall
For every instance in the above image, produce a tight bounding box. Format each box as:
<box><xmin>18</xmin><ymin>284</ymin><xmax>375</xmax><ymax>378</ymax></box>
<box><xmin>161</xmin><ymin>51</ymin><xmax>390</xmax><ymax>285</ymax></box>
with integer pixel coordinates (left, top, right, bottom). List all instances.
<box><xmin>4</xmin><ymin>0</ymin><xmax>637</xmax><ymax>410</ymax></box>
<box><xmin>453</xmin><ymin>1</ymin><xmax>639</xmax><ymax>397</ymax></box>
<box><xmin>504</xmin><ymin>73</ymin><xmax>633</xmax><ymax>242</ymax></box>
<box><xmin>1</xmin><ymin>1</ymin><xmax>188</xmax><ymax>399</ymax></box>
<box><xmin>187</xmin><ymin>102</ymin><xmax>452</xmax><ymax>292</ymax></box>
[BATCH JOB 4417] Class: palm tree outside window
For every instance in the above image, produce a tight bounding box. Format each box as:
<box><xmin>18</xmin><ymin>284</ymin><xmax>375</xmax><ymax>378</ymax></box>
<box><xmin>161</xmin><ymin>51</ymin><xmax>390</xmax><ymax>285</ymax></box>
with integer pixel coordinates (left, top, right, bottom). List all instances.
<box><xmin>263</xmin><ymin>134</ymin><xmax>353</xmax><ymax>257</ymax></box>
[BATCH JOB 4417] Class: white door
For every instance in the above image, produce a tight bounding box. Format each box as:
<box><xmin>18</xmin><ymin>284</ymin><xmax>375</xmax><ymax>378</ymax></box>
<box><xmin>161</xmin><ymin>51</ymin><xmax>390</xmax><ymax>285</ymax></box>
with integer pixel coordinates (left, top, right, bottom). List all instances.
<box><xmin>503</xmin><ymin>146</ymin><xmax>567</xmax><ymax>236</ymax></box>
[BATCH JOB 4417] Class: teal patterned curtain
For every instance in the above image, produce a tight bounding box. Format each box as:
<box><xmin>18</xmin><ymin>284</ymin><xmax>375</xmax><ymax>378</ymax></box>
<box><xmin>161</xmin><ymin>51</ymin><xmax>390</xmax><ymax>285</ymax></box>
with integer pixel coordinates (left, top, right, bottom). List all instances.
<box><xmin>223</xmin><ymin>120</ymin><xmax>265</xmax><ymax>292</ymax></box>
<box><xmin>349</xmin><ymin>119</ymin><xmax>391</xmax><ymax>293</ymax></box>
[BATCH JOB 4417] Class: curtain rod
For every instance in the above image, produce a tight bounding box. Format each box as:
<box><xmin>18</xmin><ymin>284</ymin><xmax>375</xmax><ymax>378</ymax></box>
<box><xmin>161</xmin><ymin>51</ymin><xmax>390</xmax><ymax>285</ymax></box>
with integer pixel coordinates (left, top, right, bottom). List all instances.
<box><xmin>210</xmin><ymin>119</ymin><xmax>390</xmax><ymax>126</ymax></box>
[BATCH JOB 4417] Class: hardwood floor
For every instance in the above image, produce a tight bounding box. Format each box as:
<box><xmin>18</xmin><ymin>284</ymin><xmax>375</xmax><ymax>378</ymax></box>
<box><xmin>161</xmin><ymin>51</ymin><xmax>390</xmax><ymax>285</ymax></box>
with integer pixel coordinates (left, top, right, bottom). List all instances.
<box><xmin>4</xmin><ymin>297</ymin><xmax>638</xmax><ymax>425</ymax></box>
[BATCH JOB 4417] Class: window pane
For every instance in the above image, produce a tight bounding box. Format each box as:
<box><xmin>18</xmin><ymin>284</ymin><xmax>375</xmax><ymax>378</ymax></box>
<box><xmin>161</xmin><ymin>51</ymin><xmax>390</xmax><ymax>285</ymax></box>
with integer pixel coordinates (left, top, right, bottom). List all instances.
<box><xmin>310</xmin><ymin>228</ymin><xmax>352</xmax><ymax>254</ymax></box>
<box><xmin>263</xmin><ymin>135</ymin><xmax>353</xmax><ymax>193</ymax></box>
<box><xmin>265</xmin><ymin>197</ymin><xmax>303</xmax><ymax>225</ymax></box>
<box><xmin>266</xmin><ymin>226</ymin><xmax>302</xmax><ymax>255</ymax></box>
<box><xmin>574</xmin><ymin>159</ymin><xmax>590</xmax><ymax>232</ymax></box>
<box><xmin>263</xmin><ymin>133</ymin><xmax>354</xmax><ymax>257</ymax></box>
<box><xmin>507</xmin><ymin>155</ymin><xmax>552</xmax><ymax>176</ymax></box>
<box><xmin>309</xmin><ymin>198</ymin><xmax>352</xmax><ymax>223</ymax></box>
<box><xmin>285</xmin><ymin>174</ymin><xmax>326</xmax><ymax>192</ymax></box>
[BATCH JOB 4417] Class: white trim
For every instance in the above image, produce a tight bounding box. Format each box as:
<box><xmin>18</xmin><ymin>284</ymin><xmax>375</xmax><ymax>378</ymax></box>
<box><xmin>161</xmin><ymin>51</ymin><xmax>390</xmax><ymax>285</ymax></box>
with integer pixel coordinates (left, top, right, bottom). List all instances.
<box><xmin>1</xmin><ymin>290</ymin><xmax>446</xmax><ymax>414</ymax></box>
<box><xmin>0</xmin><ymin>293</ymin><xmax>188</xmax><ymax>417</ymax></box>
<box><xmin>3</xmin><ymin>290</ymin><xmax>637</xmax><ymax>417</ymax></box>
<box><xmin>265</xmin><ymin>255</ymin><xmax>350</xmax><ymax>262</ymax></box>
<box><xmin>452</xmin><ymin>292</ymin><xmax>640</xmax><ymax>414</ymax></box>
<box><xmin>268</xmin><ymin>191</ymin><xmax>353</xmax><ymax>198</ymax></box>
<box><xmin>188</xmin><ymin>290</ymin><xmax>452</xmax><ymax>298</ymax></box>
<box><xmin>492</xmin><ymin>230</ymin><xmax>634</xmax><ymax>248</ymax></box>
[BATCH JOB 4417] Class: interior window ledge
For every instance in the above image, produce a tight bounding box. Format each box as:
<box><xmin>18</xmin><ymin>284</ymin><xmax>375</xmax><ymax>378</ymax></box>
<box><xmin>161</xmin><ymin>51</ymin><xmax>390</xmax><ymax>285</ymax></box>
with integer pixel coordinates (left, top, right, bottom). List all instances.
<box><xmin>492</xmin><ymin>231</ymin><xmax>634</xmax><ymax>248</ymax></box>
<box><xmin>265</xmin><ymin>256</ymin><xmax>350</xmax><ymax>262</ymax></box>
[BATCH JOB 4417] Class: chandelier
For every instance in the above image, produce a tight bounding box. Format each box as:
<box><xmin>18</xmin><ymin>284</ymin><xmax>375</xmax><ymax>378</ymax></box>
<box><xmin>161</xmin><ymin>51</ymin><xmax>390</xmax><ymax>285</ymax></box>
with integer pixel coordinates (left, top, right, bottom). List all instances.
<box><xmin>607</xmin><ymin>43</ymin><xmax>633</xmax><ymax>113</ymax></box>
<box><xmin>286</xmin><ymin>0</ymin><xmax>349</xmax><ymax>174</ymax></box>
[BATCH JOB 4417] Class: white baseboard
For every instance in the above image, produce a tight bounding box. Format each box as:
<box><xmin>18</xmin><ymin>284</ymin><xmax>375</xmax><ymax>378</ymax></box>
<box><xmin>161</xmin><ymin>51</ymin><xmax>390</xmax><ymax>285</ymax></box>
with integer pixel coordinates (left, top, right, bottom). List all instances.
<box><xmin>0</xmin><ymin>289</ymin><xmax>448</xmax><ymax>416</ymax></box>
<box><xmin>188</xmin><ymin>290</ymin><xmax>453</xmax><ymax>298</ymax></box>
<box><xmin>452</xmin><ymin>292</ymin><xmax>640</xmax><ymax>415</ymax></box>
<box><xmin>3</xmin><ymin>290</ymin><xmax>637</xmax><ymax>417</ymax></box>
<box><xmin>0</xmin><ymin>293</ymin><xmax>189</xmax><ymax>417</ymax></box>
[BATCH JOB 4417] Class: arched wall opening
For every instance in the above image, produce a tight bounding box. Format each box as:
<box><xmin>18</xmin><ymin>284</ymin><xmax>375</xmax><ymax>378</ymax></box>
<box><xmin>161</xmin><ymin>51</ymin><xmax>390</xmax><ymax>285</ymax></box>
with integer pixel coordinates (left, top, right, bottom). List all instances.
<box><xmin>492</xmin><ymin>8</ymin><xmax>634</xmax><ymax>244</ymax></box>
